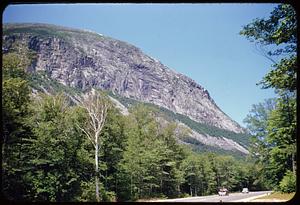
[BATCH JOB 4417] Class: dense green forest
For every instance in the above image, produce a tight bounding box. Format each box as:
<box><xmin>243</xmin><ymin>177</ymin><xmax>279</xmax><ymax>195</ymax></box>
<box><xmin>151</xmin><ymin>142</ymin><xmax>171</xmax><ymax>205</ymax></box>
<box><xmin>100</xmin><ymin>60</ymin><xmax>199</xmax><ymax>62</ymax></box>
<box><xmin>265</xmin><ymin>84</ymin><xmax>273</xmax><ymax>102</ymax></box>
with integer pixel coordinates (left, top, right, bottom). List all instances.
<box><xmin>2</xmin><ymin>4</ymin><xmax>296</xmax><ymax>202</ymax></box>
<box><xmin>240</xmin><ymin>4</ymin><xmax>296</xmax><ymax>194</ymax></box>
<box><xmin>2</xmin><ymin>54</ymin><xmax>263</xmax><ymax>202</ymax></box>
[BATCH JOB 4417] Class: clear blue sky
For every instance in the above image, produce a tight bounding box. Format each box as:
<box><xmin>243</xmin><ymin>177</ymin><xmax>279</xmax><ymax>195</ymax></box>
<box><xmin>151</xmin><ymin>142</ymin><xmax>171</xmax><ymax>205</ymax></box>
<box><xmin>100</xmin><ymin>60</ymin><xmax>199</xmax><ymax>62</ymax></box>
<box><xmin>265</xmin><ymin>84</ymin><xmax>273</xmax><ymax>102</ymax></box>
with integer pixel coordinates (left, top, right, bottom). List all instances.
<box><xmin>3</xmin><ymin>3</ymin><xmax>278</xmax><ymax>126</ymax></box>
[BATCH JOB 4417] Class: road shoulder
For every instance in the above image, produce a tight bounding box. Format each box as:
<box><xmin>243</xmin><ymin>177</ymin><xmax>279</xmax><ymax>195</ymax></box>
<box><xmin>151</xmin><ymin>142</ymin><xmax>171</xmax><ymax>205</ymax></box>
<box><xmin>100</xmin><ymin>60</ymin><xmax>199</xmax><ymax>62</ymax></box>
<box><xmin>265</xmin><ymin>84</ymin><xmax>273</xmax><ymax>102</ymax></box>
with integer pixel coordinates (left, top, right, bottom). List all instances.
<box><xmin>232</xmin><ymin>193</ymin><xmax>271</xmax><ymax>202</ymax></box>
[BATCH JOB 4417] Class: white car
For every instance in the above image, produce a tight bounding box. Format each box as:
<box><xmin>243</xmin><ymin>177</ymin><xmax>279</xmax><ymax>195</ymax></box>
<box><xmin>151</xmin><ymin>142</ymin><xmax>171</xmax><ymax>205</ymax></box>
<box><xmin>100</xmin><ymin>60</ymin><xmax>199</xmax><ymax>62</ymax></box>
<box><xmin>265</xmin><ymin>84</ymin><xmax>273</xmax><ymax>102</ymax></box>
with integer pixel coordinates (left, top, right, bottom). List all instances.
<box><xmin>218</xmin><ymin>188</ymin><xmax>229</xmax><ymax>196</ymax></box>
<box><xmin>242</xmin><ymin>188</ymin><xmax>249</xmax><ymax>193</ymax></box>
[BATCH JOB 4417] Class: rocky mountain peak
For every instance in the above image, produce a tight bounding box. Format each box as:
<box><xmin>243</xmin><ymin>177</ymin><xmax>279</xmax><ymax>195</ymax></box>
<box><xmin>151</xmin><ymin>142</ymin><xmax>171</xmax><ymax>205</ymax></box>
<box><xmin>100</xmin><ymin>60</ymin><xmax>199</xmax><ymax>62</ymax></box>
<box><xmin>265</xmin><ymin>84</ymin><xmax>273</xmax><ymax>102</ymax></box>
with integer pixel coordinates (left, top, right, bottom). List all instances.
<box><xmin>3</xmin><ymin>23</ymin><xmax>245</xmax><ymax>134</ymax></box>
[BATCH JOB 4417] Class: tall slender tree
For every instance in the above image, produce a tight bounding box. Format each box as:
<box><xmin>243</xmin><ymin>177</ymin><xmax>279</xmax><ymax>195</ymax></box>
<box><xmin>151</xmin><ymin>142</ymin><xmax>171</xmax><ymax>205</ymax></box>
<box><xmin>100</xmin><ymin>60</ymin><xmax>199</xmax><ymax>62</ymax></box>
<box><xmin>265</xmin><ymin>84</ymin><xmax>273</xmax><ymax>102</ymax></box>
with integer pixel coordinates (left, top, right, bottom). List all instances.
<box><xmin>76</xmin><ymin>89</ymin><xmax>110</xmax><ymax>201</ymax></box>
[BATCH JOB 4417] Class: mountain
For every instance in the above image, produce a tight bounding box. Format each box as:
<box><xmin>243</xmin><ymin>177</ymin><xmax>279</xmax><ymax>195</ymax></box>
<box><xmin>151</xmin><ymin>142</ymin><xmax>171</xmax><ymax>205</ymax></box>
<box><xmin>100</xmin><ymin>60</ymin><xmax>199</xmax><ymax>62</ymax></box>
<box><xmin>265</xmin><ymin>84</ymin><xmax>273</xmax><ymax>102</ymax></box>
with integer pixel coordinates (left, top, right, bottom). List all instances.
<box><xmin>2</xmin><ymin>23</ymin><xmax>250</xmax><ymax>155</ymax></box>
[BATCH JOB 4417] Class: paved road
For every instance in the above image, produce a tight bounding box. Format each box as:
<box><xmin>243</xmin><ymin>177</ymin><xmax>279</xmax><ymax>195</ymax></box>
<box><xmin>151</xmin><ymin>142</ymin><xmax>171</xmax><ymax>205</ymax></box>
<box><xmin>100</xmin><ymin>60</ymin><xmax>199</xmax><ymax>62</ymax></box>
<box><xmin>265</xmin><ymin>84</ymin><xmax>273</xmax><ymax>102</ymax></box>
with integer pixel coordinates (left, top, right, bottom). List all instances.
<box><xmin>154</xmin><ymin>191</ymin><xmax>272</xmax><ymax>202</ymax></box>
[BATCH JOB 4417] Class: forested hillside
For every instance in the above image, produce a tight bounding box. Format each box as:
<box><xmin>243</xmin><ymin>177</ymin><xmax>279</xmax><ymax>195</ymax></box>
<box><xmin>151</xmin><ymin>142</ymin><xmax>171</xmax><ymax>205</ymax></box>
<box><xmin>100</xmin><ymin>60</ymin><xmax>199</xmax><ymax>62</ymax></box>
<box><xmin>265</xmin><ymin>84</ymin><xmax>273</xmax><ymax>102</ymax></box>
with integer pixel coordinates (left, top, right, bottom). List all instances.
<box><xmin>2</xmin><ymin>4</ymin><xmax>296</xmax><ymax>202</ymax></box>
<box><xmin>2</xmin><ymin>54</ymin><xmax>263</xmax><ymax>202</ymax></box>
<box><xmin>22</xmin><ymin>68</ymin><xmax>251</xmax><ymax>157</ymax></box>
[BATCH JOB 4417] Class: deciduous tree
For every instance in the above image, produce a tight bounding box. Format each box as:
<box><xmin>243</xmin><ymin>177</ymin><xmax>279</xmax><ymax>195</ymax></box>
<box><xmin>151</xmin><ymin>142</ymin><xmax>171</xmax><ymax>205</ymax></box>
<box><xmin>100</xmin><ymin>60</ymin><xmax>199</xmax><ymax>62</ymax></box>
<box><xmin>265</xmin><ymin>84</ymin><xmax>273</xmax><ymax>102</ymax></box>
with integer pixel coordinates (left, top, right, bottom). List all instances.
<box><xmin>76</xmin><ymin>89</ymin><xmax>110</xmax><ymax>201</ymax></box>
<box><xmin>241</xmin><ymin>4</ymin><xmax>296</xmax><ymax>191</ymax></box>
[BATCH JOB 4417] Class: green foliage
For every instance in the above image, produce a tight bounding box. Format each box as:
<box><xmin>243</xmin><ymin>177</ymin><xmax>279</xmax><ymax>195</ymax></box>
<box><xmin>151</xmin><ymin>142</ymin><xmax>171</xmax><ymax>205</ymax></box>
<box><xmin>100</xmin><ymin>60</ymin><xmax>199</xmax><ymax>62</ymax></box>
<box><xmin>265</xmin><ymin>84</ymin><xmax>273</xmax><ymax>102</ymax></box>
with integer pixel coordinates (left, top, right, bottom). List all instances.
<box><xmin>181</xmin><ymin>136</ymin><xmax>247</xmax><ymax>160</ymax></box>
<box><xmin>3</xmin><ymin>78</ymin><xmax>30</xmax><ymax>118</ymax></box>
<box><xmin>74</xmin><ymin>181</ymin><xmax>96</xmax><ymax>202</ymax></box>
<box><xmin>240</xmin><ymin>4</ymin><xmax>296</xmax><ymax>96</ymax></box>
<box><xmin>108</xmin><ymin>92</ymin><xmax>250</xmax><ymax>149</ymax></box>
<box><xmin>243</xmin><ymin>98</ymin><xmax>276</xmax><ymax>138</ymax></box>
<box><xmin>98</xmin><ymin>107</ymin><xmax>127</xmax><ymax>201</ymax></box>
<box><xmin>279</xmin><ymin>170</ymin><xmax>296</xmax><ymax>193</ymax></box>
<box><xmin>3</xmin><ymin>53</ymin><xmax>28</xmax><ymax>79</ymax></box>
<box><xmin>3</xmin><ymin>23</ymin><xmax>106</xmax><ymax>46</ymax></box>
<box><xmin>241</xmin><ymin>3</ymin><xmax>296</xmax><ymax>190</ymax></box>
<box><xmin>3</xmin><ymin>39</ymin><xmax>38</xmax><ymax>67</ymax></box>
<box><xmin>2</xmin><ymin>54</ymin><xmax>32</xmax><ymax>200</ymax></box>
<box><xmin>243</xmin><ymin>96</ymin><xmax>296</xmax><ymax>189</ymax></box>
<box><xmin>25</xmin><ymin>94</ymin><xmax>87</xmax><ymax>201</ymax></box>
<box><xmin>3</xmin><ymin>26</ymin><xmax>71</xmax><ymax>41</ymax></box>
<box><xmin>179</xmin><ymin>152</ymin><xmax>256</xmax><ymax>196</ymax></box>
<box><xmin>2</xmin><ymin>53</ymin><xmax>264</xmax><ymax>202</ymax></box>
<box><xmin>180</xmin><ymin>153</ymin><xmax>213</xmax><ymax>196</ymax></box>
<box><xmin>259</xmin><ymin>55</ymin><xmax>296</xmax><ymax>92</ymax></box>
<box><xmin>174</xmin><ymin>112</ymin><xmax>249</xmax><ymax>148</ymax></box>
<box><xmin>242</xmin><ymin>98</ymin><xmax>276</xmax><ymax>190</ymax></box>
<box><xmin>28</xmin><ymin>71</ymin><xmax>82</xmax><ymax>96</ymax></box>
<box><xmin>2</xmin><ymin>54</ymin><xmax>30</xmax><ymax>119</ymax></box>
<box><xmin>240</xmin><ymin>4</ymin><xmax>296</xmax><ymax>53</ymax></box>
<box><xmin>243</xmin><ymin>98</ymin><xmax>276</xmax><ymax>172</ymax></box>
<box><xmin>119</xmin><ymin>104</ymin><xmax>186</xmax><ymax>200</ymax></box>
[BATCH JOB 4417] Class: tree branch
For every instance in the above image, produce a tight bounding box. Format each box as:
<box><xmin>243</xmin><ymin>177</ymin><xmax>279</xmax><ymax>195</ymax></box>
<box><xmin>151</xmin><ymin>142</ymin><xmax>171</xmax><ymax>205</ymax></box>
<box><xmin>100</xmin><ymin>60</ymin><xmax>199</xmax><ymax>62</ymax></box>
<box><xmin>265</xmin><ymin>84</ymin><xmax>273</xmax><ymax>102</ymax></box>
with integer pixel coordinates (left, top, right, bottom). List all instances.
<box><xmin>76</xmin><ymin>123</ymin><xmax>96</xmax><ymax>148</ymax></box>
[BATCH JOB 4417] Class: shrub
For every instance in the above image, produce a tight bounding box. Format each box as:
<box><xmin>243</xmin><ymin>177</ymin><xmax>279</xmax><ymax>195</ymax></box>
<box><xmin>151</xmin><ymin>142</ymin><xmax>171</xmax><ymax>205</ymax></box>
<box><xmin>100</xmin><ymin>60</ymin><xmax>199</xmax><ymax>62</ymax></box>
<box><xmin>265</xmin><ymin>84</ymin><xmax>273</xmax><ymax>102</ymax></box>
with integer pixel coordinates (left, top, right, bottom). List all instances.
<box><xmin>279</xmin><ymin>170</ymin><xmax>296</xmax><ymax>193</ymax></box>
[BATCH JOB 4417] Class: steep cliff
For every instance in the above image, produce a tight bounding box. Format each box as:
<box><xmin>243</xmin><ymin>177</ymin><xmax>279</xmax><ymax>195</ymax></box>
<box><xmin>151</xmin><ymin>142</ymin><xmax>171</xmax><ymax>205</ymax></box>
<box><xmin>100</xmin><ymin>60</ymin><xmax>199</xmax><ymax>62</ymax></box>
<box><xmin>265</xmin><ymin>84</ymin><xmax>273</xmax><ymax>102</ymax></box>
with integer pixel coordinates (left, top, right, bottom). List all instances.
<box><xmin>3</xmin><ymin>23</ymin><xmax>249</xmax><ymax>154</ymax></box>
<box><xmin>3</xmin><ymin>23</ymin><xmax>245</xmax><ymax>133</ymax></box>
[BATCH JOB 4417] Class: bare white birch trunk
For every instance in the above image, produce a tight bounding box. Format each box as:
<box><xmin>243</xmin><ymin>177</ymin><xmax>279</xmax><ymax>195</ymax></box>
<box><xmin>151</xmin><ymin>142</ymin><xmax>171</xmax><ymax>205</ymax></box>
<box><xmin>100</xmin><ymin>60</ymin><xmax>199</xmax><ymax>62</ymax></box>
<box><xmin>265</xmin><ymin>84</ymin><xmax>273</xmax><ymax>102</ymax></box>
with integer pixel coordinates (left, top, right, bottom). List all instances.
<box><xmin>75</xmin><ymin>89</ymin><xmax>109</xmax><ymax>202</ymax></box>
<box><xmin>95</xmin><ymin>142</ymin><xmax>100</xmax><ymax>202</ymax></box>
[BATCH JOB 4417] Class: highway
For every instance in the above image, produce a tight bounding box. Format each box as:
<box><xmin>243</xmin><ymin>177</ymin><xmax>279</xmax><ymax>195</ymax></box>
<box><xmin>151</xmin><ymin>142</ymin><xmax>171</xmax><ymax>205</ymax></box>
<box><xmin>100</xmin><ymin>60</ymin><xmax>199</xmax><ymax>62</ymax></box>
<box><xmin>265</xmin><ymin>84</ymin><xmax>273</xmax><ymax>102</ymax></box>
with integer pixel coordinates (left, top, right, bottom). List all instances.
<box><xmin>152</xmin><ymin>191</ymin><xmax>272</xmax><ymax>202</ymax></box>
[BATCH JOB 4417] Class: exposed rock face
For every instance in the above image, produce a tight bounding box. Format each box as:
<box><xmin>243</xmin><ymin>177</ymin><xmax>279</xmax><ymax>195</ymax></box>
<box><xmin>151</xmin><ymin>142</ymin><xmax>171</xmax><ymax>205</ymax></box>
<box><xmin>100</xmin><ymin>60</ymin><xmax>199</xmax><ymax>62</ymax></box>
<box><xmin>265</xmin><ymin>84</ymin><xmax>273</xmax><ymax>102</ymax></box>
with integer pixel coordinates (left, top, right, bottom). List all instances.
<box><xmin>190</xmin><ymin>129</ymin><xmax>249</xmax><ymax>154</ymax></box>
<box><xmin>3</xmin><ymin>23</ymin><xmax>245</xmax><ymax>134</ymax></box>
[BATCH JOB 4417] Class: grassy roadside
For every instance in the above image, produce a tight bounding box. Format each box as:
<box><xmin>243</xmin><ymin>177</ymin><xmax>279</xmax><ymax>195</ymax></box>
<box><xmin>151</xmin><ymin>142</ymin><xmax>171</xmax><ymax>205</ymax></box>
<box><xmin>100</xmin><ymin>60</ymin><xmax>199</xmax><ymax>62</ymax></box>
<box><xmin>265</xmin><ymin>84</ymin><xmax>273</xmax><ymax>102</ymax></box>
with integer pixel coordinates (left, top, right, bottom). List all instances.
<box><xmin>253</xmin><ymin>192</ymin><xmax>295</xmax><ymax>202</ymax></box>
